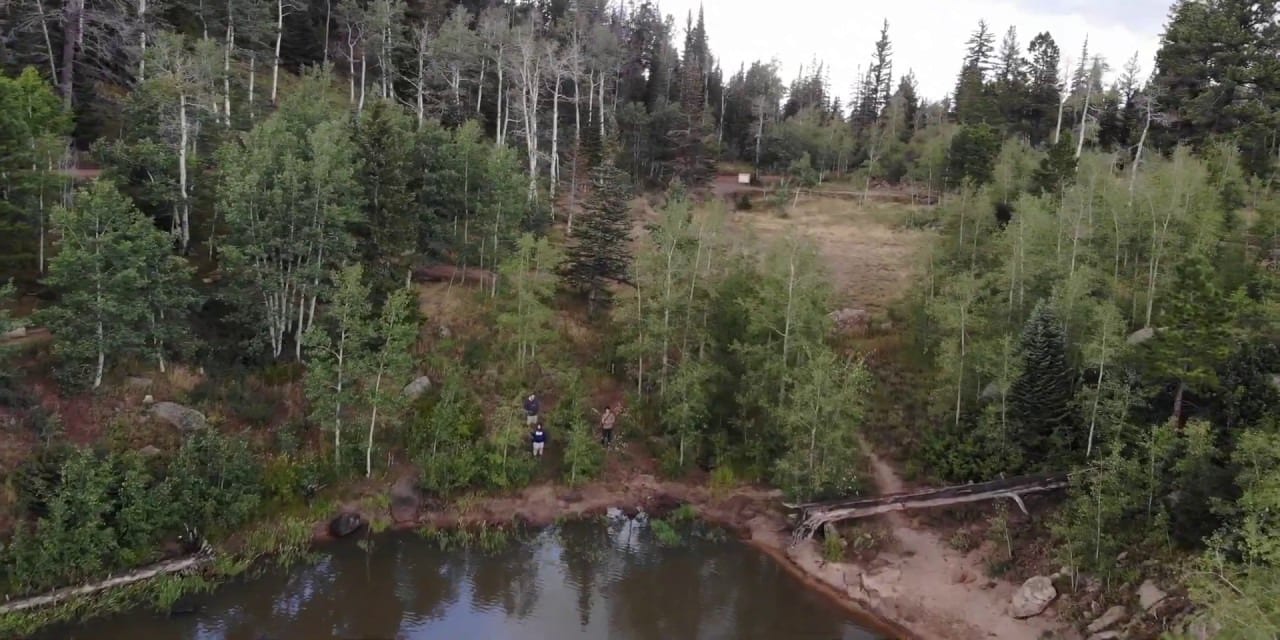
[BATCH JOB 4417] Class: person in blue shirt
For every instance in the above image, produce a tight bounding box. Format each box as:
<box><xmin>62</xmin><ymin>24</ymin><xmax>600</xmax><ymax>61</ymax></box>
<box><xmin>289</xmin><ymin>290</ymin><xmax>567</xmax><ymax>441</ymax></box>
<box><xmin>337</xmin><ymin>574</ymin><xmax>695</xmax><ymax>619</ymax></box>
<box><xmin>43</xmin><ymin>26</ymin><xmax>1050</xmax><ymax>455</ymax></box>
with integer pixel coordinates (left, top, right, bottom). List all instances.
<box><xmin>523</xmin><ymin>394</ymin><xmax>540</xmax><ymax>426</ymax></box>
<box><xmin>531</xmin><ymin>422</ymin><xmax>547</xmax><ymax>457</ymax></box>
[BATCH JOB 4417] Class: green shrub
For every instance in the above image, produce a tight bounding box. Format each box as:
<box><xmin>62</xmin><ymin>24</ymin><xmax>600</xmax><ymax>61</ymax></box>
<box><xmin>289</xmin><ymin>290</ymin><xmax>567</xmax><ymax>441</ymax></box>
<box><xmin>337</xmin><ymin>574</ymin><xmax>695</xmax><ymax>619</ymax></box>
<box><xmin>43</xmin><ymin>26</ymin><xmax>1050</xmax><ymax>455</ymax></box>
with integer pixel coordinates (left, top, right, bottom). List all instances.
<box><xmin>822</xmin><ymin>530</ymin><xmax>845</xmax><ymax>562</ymax></box>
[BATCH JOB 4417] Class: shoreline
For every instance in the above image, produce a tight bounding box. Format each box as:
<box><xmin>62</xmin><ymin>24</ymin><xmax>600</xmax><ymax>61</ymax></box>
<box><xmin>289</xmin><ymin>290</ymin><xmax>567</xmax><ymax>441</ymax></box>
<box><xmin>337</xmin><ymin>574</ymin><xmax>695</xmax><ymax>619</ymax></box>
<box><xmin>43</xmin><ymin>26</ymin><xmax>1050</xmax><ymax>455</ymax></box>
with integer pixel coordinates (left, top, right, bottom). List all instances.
<box><xmin>4</xmin><ymin>471</ymin><xmax>1074</xmax><ymax>640</ymax></box>
<box><xmin>321</xmin><ymin>471</ymin><xmax>1075</xmax><ymax>640</ymax></box>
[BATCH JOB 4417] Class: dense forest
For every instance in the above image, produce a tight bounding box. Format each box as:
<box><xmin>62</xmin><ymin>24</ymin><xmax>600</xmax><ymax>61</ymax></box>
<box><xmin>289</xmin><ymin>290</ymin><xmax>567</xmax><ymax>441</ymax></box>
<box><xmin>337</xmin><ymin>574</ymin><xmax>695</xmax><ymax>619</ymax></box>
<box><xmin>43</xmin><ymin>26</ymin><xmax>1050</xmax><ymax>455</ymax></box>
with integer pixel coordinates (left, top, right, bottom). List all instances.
<box><xmin>0</xmin><ymin>0</ymin><xmax>1278</xmax><ymax>636</ymax></box>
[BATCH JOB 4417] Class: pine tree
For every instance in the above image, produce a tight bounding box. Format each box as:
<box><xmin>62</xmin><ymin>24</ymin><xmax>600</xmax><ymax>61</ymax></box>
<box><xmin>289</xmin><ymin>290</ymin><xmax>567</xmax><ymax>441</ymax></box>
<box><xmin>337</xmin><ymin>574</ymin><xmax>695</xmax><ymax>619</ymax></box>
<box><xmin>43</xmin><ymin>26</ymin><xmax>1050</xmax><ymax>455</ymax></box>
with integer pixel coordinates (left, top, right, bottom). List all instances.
<box><xmin>854</xmin><ymin>20</ymin><xmax>893</xmax><ymax>127</ymax></box>
<box><xmin>953</xmin><ymin>21</ymin><xmax>997</xmax><ymax>124</ymax></box>
<box><xmin>352</xmin><ymin>100</ymin><xmax>420</xmax><ymax>290</ymax></box>
<box><xmin>561</xmin><ymin>149</ymin><xmax>633</xmax><ymax>313</ymax></box>
<box><xmin>1153</xmin><ymin>0</ymin><xmax>1280</xmax><ymax>175</ymax></box>
<box><xmin>993</xmin><ymin>27</ymin><xmax>1028</xmax><ymax>134</ymax></box>
<box><xmin>671</xmin><ymin>7</ymin><xmax>716</xmax><ymax>187</ymax></box>
<box><xmin>1026</xmin><ymin>32</ymin><xmax>1062</xmax><ymax>146</ymax></box>
<box><xmin>894</xmin><ymin>73</ymin><xmax>920</xmax><ymax>142</ymax></box>
<box><xmin>1031</xmin><ymin>133</ymin><xmax>1078</xmax><ymax>195</ymax></box>
<box><xmin>946</xmin><ymin>123</ymin><xmax>1002</xmax><ymax>187</ymax></box>
<box><xmin>1142</xmin><ymin>251</ymin><xmax>1240</xmax><ymax>424</ymax></box>
<box><xmin>1008</xmin><ymin>302</ymin><xmax>1077</xmax><ymax>468</ymax></box>
<box><xmin>40</xmin><ymin>180</ymin><xmax>198</xmax><ymax>388</ymax></box>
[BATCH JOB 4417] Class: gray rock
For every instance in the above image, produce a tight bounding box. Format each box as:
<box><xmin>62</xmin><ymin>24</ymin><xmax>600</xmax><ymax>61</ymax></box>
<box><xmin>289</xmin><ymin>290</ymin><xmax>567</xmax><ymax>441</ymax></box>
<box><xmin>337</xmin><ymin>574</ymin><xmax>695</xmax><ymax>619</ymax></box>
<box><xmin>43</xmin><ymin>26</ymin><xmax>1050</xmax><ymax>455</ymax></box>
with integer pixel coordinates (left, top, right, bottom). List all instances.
<box><xmin>828</xmin><ymin>308</ymin><xmax>872</xmax><ymax>335</ymax></box>
<box><xmin>1010</xmin><ymin>576</ymin><xmax>1057</xmax><ymax>619</ymax></box>
<box><xmin>980</xmin><ymin>382</ymin><xmax>1002</xmax><ymax>401</ymax></box>
<box><xmin>138</xmin><ymin>445</ymin><xmax>163</xmax><ymax>457</ymax></box>
<box><xmin>2</xmin><ymin>326</ymin><xmax>27</xmax><ymax>340</ymax></box>
<box><xmin>402</xmin><ymin>376</ymin><xmax>432</xmax><ymax>399</ymax></box>
<box><xmin>1086</xmin><ymin>606</ymin><xmax>1127</xmax><ymax>634</ymax></box>
<box><xmin>860</xmin><ymin>566</ymin><xmax>901</xmax><ymax>599</ymax></box>
<box><xmin>1186</xmin><ymin>616</ymin><xmax>1222</xmax><ymax>640</ymax></box>
<box><xmin>1138</xmin><ymin>579</ymin><xmax>1168</xmax><ymax>611</ymax></box>
<box><xmin>143</xmin><ymin>394</ymin><xmax>156</xmax><ymax>405</ymax></box>
<box><xmin>125</xmin><ymin>376</ymin><xmax>153</xmax><ymax>388</ymax></box>
<box><xmin>1087</xmin><ymin>632</ymin><xmax>1120</xmax><ymax>640</ymax></box>
<box><xmin>390</xmin><ymin>475</ymin><xmax>422</xmax><ymax>524</ymax></box>
<box><xmin>328</xmin><ymin>512</ymin><xmax>365</xmax><ymax>538</ymax></box>
<box><xmin>1127</xmin><ymin>327</ymin><xmax>1155</xmax><ymax>345</ymax></box>
<box><xmin>151</xmin><ymin>402</ymin><xmax>207</xmax><ymax>432</ymax></box>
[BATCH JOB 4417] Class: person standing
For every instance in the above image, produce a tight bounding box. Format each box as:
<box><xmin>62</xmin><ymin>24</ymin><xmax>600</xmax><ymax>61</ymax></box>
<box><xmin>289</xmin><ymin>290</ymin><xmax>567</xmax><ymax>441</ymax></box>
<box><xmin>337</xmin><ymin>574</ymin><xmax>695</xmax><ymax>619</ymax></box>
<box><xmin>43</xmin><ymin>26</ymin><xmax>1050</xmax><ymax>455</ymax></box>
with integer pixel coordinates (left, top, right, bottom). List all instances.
<box><xmin>600</xmin><ymin>406</ymin><xmax>616</xmax><ymax>447</ymax></box>
<box><xmin>531</xmin><ymin>423</ymin><xmax>547</xmax><ymax>457</ymax></box>
<box><xmin>523</xmin><ymin>394</ymin><xmax>540</xmax><ymax>427</ymax></box>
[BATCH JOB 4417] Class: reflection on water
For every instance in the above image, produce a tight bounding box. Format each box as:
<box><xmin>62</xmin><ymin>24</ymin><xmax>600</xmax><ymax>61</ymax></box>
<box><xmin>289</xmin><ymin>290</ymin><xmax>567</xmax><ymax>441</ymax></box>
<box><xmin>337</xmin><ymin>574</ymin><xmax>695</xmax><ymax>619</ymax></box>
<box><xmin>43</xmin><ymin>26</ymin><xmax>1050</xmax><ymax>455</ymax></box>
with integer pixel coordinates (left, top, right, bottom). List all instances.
<box><xmin>44</xmin><ymin>517</ymin><xmax>881</xmax><ymax>640</ymax></box>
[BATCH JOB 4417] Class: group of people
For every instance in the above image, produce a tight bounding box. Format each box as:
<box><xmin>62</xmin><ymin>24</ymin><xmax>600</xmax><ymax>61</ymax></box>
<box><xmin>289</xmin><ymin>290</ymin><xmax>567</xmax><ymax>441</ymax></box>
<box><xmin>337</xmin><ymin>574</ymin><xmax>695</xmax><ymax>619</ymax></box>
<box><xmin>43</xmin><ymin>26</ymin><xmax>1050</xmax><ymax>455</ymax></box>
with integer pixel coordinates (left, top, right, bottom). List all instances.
<box><xmin>524</xmin><ymin>393</ymin><xmax>619</xmax><ymax>457</ymax></box>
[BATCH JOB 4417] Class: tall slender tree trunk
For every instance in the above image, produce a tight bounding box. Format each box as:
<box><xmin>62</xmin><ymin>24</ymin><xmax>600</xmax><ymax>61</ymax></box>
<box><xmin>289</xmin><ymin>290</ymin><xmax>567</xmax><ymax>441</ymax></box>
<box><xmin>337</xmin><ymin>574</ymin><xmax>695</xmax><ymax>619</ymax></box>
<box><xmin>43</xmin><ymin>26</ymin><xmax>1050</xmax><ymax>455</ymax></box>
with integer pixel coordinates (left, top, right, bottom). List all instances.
<box><xmin>138</xmin><ymin>0</ymin><xmax>148</xmax><ymax>81</ymax></box>
<box><xmin>223</xmin><ymin>21</ymin><xmax>233</xmax><ymax>125</ymax></box>
<box><xmin>1075</xmin><ymin>81</ymin><xmax>1092</xmax><ymax>159</ymax></box>
<box><xmin>1129</xmin><ymin>99</ymin><xmax>1152</xmax><ymax>205</ymax></box>
<box><xmin>36</xmin><ymin>0</ymin><xmax>58</xmax><ymax>82</ymax></box>
<box><xmin>178</xmin><ymin>92</ymin><xmax>191</xmax><ymax>253</ymax></box>
<box><xmin>59</xmin><ymin>0</ymin><xmax>83</xmax><ymax>106</ymax></box>
<box><xmin>366</xmin><ymin>372</ymin><xmax>383</xmax><ymax>477</ymax></box>
<box><xmin>272</xmin><ymin>0</ymin><xmax>284</xmax><ymax>104</ymax></box>
<box><xmin>248</xmin><ymin>53</ymin><xmax>257</xmax><ymax>121</ymax></box>
<box><xmin>322</xmin><ymin>0</ymin><xmax>331</xmax><ymax>67</ymax></box>
<box><xmin>1086</xmin><ymin>315</ymin><xmax>1109</xmax><ymax>458</ymax></box>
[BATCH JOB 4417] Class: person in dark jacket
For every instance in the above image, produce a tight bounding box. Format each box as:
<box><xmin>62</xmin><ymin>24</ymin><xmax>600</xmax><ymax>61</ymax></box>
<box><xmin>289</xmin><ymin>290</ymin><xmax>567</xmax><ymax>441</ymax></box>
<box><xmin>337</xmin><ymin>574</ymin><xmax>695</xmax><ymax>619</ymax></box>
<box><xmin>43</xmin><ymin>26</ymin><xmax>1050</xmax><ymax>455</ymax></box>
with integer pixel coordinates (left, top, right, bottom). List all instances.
<box><xmin>531</xmin><ymin>423</ymin><xmax>547</xmax><ymax>457</ymax></box>
<box><xmin>523</xmin><ymin>394</ymin><xmax>540</xmax><ymax>426</ymax></box>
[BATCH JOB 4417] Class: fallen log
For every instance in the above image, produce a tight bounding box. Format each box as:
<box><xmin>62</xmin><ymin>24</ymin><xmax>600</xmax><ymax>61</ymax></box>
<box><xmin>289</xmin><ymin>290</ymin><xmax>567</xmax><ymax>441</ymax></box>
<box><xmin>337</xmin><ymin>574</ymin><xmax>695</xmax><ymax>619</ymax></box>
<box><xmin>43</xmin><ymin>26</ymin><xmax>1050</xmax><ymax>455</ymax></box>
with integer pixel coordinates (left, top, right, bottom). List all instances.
<box><xmin>789</xmin><ymin>473</ymin><xmax>1070</xmax><ymax>541</ymax></box>
<box><xmin>0</xmin><ymin>554</ymin><xmax>211</xmax><ymax>615</ymax></box>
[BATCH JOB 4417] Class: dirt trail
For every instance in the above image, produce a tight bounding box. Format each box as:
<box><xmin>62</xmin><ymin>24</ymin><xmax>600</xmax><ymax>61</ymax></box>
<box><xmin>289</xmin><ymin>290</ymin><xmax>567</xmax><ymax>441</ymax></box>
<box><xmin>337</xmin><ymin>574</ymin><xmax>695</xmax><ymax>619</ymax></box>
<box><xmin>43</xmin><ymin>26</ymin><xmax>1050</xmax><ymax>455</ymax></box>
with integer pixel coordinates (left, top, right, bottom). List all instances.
<box><xmin>820</xmin><ymin>439</ymin><xmax>1075</xmax><ymax>639</ymax></box>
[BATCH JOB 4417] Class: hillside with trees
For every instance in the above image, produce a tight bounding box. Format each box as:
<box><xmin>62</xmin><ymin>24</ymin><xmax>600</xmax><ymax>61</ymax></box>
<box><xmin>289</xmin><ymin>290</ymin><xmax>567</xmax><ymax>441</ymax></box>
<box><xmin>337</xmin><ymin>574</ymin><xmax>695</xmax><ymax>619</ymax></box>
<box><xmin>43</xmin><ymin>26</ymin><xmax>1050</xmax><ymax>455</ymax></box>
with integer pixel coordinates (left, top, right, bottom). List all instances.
<box><xmin>0</xmin><ymin>0</ymin><xmax>1278</xmax><ymax>637</ymax></box>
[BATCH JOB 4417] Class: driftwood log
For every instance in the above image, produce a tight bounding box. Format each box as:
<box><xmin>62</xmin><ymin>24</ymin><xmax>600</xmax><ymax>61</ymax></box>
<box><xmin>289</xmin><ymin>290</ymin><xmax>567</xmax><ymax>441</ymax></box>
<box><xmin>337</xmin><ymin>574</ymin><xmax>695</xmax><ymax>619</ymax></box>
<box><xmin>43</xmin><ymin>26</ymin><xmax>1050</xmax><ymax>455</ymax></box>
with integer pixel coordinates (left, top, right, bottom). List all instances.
<box><xmin>0</xmin><ymin>554</ymin><xmax>211</xmax><ymax>615</ymax></box>
<box><xmin>787</xmin><ymin>473</ymin><xmax>1070</xmax><ymax>542</ymax></box>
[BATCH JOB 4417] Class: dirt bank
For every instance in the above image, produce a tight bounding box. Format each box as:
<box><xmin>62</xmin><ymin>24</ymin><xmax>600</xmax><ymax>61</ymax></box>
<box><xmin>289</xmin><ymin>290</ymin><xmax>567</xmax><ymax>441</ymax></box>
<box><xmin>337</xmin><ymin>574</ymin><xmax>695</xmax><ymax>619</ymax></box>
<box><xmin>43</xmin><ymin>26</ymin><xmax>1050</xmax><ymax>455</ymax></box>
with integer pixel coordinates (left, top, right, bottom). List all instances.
<box><xmin>326</xmin><ymin>463</ymin><xmax>1076</xmax><ymax>640</ymax></box>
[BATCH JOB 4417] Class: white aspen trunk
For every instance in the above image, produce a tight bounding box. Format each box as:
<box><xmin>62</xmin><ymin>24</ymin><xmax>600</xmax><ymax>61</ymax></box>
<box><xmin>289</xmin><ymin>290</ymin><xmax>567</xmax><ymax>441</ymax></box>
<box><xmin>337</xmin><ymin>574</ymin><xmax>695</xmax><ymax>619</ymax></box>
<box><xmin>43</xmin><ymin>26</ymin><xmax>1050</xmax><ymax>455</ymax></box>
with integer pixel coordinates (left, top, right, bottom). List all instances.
<box><xmin>660</xmin><ymin>239</ymin><xmax>676</xmax><ymax>396</ymax></box>
<box><xmin>223</xmin><ymin>21</ymin><xmax>233</xmax><ymax>125</ymax></box>
<box><xmin>477</xmin><ymin>59</ymin><xmax>486</xmax><ymax>113</ymax></box>
<box><xmin>550</xmin><ymin>71</ymin><xmax>562</xmax><ymax>205</ymax></box>
<box><xmin>718</xmin><ymin>89</ymin><xmax>726</xmax><ymax>146</ymax></box>
<box><xmin>1129</xmin><ymin>100</ymin><xmax>1152</xmax><ymax>204</ymax></box>
<box><xmin>1075</xmin><ymin>81</ymin><xmax>1092</xmax><ymax>159</ymax></box>
<box><xmin>272</xmin><ymin>0</ymin><xmax>284</xmax><ymax>104</ymax></box>
<box><xmin>1085</xmin><ymin>317</ymin><xmax>1108</xmax><ymax>458</ymax></box>
<box><xmin>178</xmin><ymin>92</ymin><xmax>191</xmax><ymax>253</ymax></box>
<box><xmin>323</xmin><ymin>0</ymin><xmax>331</xmax><ymax>67</ymax></box>
<box><xmin>1054</xmin><ymin>94</ymin><xmax>1066</xmax><ymax>145</ymax></box>
<box><xmin>347</xmin><ymin>39</ymin><xmax>357</xmax><ymax>104</ymax></box>
<box><xmin>780</xmin><ymin>247</ymin><xmax>796</xmax><ymax>397</ymax></box>
<box><xmin>36</xmin><ymin>0</ymin><xmax>58</xmax><ymax>82</ymax></box>
<box><xmin>366</xmin><ymin>371</ymin><xmax>383</xmax><ymax>477</ymax></box>
<box><xmin>359</xmin><ymin>55</ymin><xmax>367</xmax><ymax>113</ymax></box>
<box><xmin>415</xmin><ymin>26</ymin><xmax>427</xmax><ymax>127</ymax></box>
<box><xmin>495</xmin><ymin>46</ymin><xmax>505</xmax><ymax>146</ymax></box>
<box><xmin>599</xmin><ymin>73</ymin><xmax>606</xmax><ymax>140</ymax></box>
<box><xmin>138</xmin><ymin>0</ymin><xmax>147</xmax><ymax>81</ymax></box>
<box><xmin>587</xmin><ymin>70</ymin><xmax>595</xmax><ymax>129</ymax></box>
<box><xmin>954</xmin><ymin>302</ymin><xmax>966</xmax><ymax>428</ymax></box>
<box><xmin>248</xmin><ymin>53</ymin><xmax>256</xmax><ymax>120</ymax></box>
<box><xmin>334</xmin><ymin>338</ymin><xmax>344</xmax><ymax>467</ymax></box>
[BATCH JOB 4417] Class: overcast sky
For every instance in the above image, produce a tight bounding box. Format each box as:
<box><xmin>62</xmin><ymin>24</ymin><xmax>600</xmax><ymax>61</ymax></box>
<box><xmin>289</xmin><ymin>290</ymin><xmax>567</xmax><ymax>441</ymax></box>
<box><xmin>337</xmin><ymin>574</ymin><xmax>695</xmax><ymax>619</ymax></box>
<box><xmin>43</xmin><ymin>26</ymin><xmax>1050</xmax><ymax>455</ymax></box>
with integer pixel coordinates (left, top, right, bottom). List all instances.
<box><xmin>657</xmin><ymin>0</ymin><xmax>1171</xmax><ymax>102</ymax></box>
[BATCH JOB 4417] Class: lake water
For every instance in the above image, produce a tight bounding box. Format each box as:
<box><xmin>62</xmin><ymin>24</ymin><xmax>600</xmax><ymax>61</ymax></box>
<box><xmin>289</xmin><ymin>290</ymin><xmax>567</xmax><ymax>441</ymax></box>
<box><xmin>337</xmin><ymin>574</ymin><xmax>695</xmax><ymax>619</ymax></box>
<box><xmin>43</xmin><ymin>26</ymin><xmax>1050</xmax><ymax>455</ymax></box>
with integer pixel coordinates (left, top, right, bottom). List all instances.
<box><xmin>44</xmin><ymin>517</ymin><xmax>882</xmax><ymax>640</ymax></box>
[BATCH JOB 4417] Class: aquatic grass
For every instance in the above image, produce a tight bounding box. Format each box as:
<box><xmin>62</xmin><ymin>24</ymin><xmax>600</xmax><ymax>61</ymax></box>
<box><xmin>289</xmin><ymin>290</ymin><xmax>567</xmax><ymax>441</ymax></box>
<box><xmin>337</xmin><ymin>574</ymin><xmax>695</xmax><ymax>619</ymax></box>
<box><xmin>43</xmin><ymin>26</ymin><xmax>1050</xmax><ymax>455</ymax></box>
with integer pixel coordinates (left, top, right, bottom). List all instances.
<box><xmin>650</xmin><ymin>519</ymin><xmax>682</xmax><ymax>547</ymax></box>
<box><xmin>670</xmin><ymin>504</ymin><xmax>698</xmax><ymax>523</ymax></box>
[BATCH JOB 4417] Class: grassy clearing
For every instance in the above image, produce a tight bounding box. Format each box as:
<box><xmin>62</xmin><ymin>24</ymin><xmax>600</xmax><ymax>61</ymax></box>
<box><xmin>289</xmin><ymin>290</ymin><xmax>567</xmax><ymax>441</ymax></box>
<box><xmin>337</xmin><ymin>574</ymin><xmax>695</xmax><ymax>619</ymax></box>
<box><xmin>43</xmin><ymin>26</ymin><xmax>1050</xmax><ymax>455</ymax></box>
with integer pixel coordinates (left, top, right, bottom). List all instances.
<box><xmin>726</xmin><ymin>195</ymin><xmax>934</xmax><ymax>315</ymax></box>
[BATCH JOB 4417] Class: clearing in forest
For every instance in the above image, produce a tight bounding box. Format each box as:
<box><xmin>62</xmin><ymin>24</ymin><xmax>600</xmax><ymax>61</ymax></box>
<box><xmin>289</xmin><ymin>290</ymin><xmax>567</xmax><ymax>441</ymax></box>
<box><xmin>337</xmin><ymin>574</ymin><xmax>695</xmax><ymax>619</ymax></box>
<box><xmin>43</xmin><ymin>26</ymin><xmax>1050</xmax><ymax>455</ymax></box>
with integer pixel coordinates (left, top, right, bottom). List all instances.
<box><xmin>731</xmin><ymin>194</ymin><xmax>934</xmax><ymax>315</ymax></box>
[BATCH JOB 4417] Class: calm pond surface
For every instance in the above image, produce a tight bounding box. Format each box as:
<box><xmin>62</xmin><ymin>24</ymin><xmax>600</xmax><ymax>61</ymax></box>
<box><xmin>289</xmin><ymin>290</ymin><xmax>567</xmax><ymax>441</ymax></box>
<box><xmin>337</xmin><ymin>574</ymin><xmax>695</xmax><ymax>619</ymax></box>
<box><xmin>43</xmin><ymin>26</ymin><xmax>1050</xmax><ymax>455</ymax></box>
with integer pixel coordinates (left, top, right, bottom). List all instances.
<box><xmin>45</xmin><ymin>517</ymin><xmax>882</xmax><ymax>640</ymax></box>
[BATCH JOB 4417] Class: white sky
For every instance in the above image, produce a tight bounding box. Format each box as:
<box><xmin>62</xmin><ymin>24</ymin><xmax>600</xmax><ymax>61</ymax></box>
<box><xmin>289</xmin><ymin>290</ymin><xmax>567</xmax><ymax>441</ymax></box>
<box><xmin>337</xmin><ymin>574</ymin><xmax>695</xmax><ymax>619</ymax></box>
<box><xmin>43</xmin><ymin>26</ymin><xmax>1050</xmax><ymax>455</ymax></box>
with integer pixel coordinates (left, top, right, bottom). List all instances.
<box><xmin>658</xmin><ymin>0</ymin><xmax>1170</xmax><ymax>102</ymax></box>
